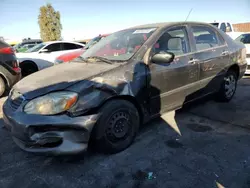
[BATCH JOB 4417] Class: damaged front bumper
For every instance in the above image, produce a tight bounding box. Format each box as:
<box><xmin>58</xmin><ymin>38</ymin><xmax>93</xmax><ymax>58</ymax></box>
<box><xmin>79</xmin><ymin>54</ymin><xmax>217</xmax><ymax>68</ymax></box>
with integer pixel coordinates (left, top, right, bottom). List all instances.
<box><xmin>3</xmin><ymin>99</ymin><xmax>99</xmax><ymax>155</ymax></box>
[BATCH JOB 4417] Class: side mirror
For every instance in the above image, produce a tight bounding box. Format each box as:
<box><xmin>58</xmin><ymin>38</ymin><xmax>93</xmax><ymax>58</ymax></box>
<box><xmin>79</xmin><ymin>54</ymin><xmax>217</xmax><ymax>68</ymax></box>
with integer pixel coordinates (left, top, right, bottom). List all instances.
<box><xmin>151</xmin><ymin>52</ymin><xmax>175</xmax><ymax>64</ymax></box>
<box><xmin>39</xmin><ymin>49</ymin><xmax>50</xmax><ymax>53</ymax></box>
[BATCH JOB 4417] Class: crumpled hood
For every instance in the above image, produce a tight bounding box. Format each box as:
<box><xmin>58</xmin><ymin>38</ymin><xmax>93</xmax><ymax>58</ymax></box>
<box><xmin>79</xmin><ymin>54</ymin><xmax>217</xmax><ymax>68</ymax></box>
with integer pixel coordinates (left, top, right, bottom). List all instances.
<box><xmin>14</xmin><ymin>62</ymin><xmax>119</xmax><ymax>99</ymax></box>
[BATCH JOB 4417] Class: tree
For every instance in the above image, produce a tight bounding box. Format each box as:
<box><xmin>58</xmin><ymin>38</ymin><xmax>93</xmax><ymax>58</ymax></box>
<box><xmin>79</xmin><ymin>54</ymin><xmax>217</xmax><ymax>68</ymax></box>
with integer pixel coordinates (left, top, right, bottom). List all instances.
<box><xmin>38</xmin><ymin>3</ymin><xmax>62</xmax><ymax>41</ymax></box>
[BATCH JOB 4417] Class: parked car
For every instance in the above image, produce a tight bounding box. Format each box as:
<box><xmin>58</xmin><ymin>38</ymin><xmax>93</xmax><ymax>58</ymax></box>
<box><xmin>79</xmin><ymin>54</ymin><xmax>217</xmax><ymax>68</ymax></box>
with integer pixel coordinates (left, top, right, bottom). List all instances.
<box><xmin>3</xmin><ymin>22</ymin><xmax>246</xmax><ymax>155</ymax></box>
<box><xmin>14</xmin><ymin>39</ymin><xmax>42</xmax><ymax>53</ymax></box>
<box><xmin>55</xmin><ymin>34</ymin><xmax>110</xmax><ymax>64</ymax></box>
<box><xmin>235</xmin><ymin>33</ymin><xmax>250</xmax><ymax>74</ymax></box>
<box><xmin>16</xmin><ymin>41</ymin><xmax>85</xmax><ymax>77</ymax></box>
<box><xmin>15</xmin><ymin>44</ymin><xmax>36</xmax><ymax>53</ymax></box>
<box><xmin>0</xmin><ymin>41</ymin><xmax>21</xmax><ymax>96</ymax></box>
<box><xmin>209</xmin><ymin>21</ymin><xmax>243</xmax><ymax>39</ymax></box>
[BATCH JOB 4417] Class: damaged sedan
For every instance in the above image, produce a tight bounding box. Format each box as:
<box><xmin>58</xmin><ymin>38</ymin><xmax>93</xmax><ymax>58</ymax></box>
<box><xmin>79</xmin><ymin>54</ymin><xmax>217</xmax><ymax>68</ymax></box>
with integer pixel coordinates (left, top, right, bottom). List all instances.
<box><xmin>3</xmin><ymin>22</ymin><xmax>247</xmax><ymax>155</ymax></box>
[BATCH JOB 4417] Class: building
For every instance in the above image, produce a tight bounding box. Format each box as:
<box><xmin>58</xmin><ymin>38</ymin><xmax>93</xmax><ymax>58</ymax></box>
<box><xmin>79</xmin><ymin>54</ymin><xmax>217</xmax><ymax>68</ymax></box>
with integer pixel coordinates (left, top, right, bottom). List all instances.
<box><xmin>233</xmin><ymin>22</ymin><xmax>250</xmax><ymax>32</ymax></box>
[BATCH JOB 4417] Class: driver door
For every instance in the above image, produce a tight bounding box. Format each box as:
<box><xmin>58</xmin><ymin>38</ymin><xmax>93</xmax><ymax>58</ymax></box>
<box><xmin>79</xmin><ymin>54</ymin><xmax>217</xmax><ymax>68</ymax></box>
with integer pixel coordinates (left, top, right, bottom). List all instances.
<box><xmin>148</xmin><ymin>26</ymin><xmax>200</xmax><ymax>115</ymax></box>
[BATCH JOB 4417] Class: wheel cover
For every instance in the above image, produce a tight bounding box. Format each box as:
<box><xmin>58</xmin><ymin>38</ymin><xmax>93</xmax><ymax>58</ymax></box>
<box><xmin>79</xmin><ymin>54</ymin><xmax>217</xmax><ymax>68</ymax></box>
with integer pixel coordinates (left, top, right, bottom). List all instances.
<box><xmin>225</xmin><ymin>74</ymin><xmax>236</xmax><ymax>98</ymax></box>
<box><xmin>105</xmin><ymin>110</ymin><xmax>131</xmax><ymax>143</ymax></box>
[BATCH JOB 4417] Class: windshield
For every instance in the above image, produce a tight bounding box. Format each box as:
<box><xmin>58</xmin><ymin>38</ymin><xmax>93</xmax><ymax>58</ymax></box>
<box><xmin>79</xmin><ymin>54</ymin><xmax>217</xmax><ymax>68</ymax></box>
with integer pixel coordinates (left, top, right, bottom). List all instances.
<box><xmin>81</xmin><ymin>28</ymin><xmax>156</xmax><ymax>61</ymax></box>
<box><xmin>210</xmin><ymin>23</ymin><xmax>219</xmax><ymax>27</ymax></box>
<box><xmin>26</xmin><ymin>43</ymin><xmax>46</xmax><ymax>52</ymax></box>
<box><xmin>84</xmin><ymin>36</ymin><xmax>103</xmax><ymax>49</ymax></box>
<box><xmin>235</xmin><ymin>34</ymin><xmax>250</xmax><ymax>44</ymax></box>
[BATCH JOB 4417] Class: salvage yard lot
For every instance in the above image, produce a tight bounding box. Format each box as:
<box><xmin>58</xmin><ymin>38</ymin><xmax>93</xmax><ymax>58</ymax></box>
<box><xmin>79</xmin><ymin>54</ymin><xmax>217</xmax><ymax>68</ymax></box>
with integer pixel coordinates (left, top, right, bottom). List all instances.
<box><xmin>1</xmin><ymin>78</ymin><xmax>250</xmax><ymax>188</ymax></box>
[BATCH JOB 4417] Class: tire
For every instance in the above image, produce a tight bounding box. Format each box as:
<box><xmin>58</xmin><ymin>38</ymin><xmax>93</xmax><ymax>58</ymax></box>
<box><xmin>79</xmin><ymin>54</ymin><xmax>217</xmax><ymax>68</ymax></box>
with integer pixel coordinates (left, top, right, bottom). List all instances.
<box><xmin>216</xmin><ymin>70</ymin><xmax>238</xmax><ymax>102</ymax></box>
<box><xmin>20</xmin><ymin>61</ymin><xmax>38</xmax><ymax>77</ymax></box>
<box><xmin>92</xmin><ymin>99</ymin><xmax>140</xmax><ymax>154</ymax></box>
<box><xmin>0</xmin><ymin>76</ymin><xmax>6</xmax><ymax>97</ymax></box>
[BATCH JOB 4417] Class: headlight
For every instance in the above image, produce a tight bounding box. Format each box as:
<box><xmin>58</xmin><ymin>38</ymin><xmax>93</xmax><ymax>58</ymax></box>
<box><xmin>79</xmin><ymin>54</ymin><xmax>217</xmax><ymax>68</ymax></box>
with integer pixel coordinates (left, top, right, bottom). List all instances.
<box><xmin>24</xmin><ymin>91</ymin><xmax>78</xmax><ymax>115</ymax></box>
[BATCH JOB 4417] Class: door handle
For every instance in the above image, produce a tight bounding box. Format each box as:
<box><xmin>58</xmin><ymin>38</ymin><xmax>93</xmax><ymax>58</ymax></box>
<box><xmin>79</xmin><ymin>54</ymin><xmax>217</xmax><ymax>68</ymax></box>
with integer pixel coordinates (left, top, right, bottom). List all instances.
<box><xmin>221</xmin><ymin>51</ymin><xmax>229</xmax><ymax>56</ymax></box>
<box><xmin>188</xmin><ymin>59</ymin><xmax>199</xmax><ymax>65</ymax></box>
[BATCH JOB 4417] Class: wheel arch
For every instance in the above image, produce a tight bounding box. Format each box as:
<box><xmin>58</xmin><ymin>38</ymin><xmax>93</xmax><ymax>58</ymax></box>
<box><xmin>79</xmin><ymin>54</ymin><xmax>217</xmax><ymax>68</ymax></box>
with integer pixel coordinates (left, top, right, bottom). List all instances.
<box><xmin>0</xmin><ymin>72</ymin><xmax>9</xmax><ymax>87</ymax></box>
<box><xmin>228</xmin><ymin>64</ymin><xmax>240</xmax><ymax>79</ymax></box>
<box><xmin>20</xmin><ymin>60</ymin><xmax>39</xmax><ymax>71</ymax></box>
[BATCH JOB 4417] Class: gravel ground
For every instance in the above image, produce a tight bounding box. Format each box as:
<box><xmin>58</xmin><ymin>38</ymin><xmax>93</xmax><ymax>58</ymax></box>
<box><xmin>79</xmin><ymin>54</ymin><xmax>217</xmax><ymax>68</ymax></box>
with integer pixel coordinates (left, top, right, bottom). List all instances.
<box><xmin>1</xmin><ymin>78</ymin><xmax>250</xmax><ymax>188</ymax></box>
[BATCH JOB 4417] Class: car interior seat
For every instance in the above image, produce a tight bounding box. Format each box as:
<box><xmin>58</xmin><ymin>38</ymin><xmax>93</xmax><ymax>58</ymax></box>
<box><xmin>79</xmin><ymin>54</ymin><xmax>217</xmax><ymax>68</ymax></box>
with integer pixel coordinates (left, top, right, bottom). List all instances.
<box><xmin>167</xmin><ymin>37</ymin><xmax>184</xmax><ymax>56</ymax></box>
<box><xmin>195</xmin><ymin>34</ymin><xmax>217</xmax><ymax>50</ymax></box>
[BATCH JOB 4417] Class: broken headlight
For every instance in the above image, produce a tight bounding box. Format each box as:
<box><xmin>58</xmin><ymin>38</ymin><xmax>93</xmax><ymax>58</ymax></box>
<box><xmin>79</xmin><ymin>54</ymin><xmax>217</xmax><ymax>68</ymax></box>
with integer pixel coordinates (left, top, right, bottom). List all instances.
<box><xmin>24</xmin><ymin>91</ymin><xmax>78</xmax><ymax>115</ymax></box>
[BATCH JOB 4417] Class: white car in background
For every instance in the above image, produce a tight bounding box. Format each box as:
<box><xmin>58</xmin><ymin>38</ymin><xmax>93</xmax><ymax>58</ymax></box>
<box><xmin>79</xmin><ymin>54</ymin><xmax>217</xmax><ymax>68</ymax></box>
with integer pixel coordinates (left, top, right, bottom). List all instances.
<box><xmin>235</xmin><ymin>33</ymin><xmax>250</xmax><ymax>74</ymax></box>
<box><xmin>209</xmin><ymin>21</ymin><xmax>244</xmax><ymax>39</ymax></box>
<box><xmin>16</xmin><ymin>41</ymin><xmax>85</xmax><ymax>77</ymax></box>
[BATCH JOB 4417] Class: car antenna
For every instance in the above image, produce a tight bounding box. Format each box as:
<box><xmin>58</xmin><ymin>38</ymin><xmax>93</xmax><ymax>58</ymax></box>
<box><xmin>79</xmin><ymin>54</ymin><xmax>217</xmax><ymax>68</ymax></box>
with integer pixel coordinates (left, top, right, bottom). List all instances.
<box><xmin>185</xmin><ymin>8</ymin><xmax>193</xmax><ymax>21</ymax></box>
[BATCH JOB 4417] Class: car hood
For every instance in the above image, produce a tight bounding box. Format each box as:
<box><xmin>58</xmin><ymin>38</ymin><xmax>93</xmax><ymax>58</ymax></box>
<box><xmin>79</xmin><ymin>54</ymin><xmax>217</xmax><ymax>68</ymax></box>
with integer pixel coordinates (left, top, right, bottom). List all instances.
<box><xmin>13</xmin><ymin>62</ymin><xmax>119</xmax><ymax>99</ymax></box>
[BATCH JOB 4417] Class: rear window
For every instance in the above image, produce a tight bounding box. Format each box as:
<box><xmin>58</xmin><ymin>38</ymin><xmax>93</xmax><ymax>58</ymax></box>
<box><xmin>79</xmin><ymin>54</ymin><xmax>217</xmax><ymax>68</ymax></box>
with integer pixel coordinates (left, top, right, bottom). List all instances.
<box><xmin>235</xmin><ymin>34</ymin><xmax>250</xmax><ymax>44</ymax></box>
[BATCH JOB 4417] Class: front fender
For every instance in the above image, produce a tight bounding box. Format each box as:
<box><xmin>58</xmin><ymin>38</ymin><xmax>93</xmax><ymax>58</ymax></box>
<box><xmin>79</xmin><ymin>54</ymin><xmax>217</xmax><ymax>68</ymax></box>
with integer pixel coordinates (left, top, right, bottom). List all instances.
<box><xmin>67</xmin><ymin>61</ymin><xmax>149</xmax><ymax>117</ymax></box>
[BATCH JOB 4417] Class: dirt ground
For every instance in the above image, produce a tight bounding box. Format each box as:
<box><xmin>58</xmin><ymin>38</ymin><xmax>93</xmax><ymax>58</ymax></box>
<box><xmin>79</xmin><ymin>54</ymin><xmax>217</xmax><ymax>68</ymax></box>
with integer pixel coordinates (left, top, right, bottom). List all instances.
<box><xmin>1</xmin><ymin>78</ymin><xmax>250</xmax><ymax>188</ymax></box>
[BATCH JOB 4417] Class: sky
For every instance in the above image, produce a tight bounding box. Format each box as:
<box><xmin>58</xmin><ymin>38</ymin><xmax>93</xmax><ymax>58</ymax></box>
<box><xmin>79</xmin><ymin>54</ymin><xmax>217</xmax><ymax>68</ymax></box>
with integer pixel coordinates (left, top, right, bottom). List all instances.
<box><xmin>0</xmin><ymin>0</ymin><xmax>250</xmax><ymax>41</ymax></box>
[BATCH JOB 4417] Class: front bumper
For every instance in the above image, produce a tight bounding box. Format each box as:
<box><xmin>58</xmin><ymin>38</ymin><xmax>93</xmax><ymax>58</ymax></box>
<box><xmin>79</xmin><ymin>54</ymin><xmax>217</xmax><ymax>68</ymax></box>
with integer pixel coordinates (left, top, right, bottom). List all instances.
<box><xmin>3</xmin><ymin>99</ymin><xmax>99</xmax><ymax>155</ymax></box>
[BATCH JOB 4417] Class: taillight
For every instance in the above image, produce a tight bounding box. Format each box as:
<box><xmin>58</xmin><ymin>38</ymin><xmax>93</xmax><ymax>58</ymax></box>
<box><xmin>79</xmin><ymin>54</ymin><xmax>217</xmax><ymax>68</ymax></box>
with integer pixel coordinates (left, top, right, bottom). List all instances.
<box><xmin>13</xmin><ymin>60</ymin><xmax>18</xmax><ymax>68</ymax></box>
<box><xmin>12</xmin><ymin>60</ymin><xmax>21</xmax><ymax>73</ymax></box>
<box><xmin>0</xmin><ymin>47</ymin><xmax>14</xmax><ymax>54</ymax></box>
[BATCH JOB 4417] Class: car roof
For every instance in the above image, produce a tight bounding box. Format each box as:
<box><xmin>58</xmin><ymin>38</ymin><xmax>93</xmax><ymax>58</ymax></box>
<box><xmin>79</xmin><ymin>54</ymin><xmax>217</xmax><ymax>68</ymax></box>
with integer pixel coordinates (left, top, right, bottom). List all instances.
<box><xmin>128</xmin><ymin>21</ymin><xmax>215</xmax><ymax>29</ymax></box>
<box><xmin>43</xmin><ymin>41</ymin><xmax>85</xmax><ymax>46</ymax></box>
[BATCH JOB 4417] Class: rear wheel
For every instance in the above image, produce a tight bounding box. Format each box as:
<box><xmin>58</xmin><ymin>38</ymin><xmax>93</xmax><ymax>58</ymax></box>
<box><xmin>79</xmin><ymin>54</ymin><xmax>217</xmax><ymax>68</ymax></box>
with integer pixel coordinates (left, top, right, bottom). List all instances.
<box><xmin>20</xmin><ymin>61</ymin><xmax>38</xmax><ymax>77</ymax></box>
<box><xmin>92</xmin><ymin>99</ymin><xmax>140</xmax><ymax>154</ymax></box>
<box><xmin>216</xmin><ymin>70</ymin><xmax>238</xmax><ymax>102</ymax></box>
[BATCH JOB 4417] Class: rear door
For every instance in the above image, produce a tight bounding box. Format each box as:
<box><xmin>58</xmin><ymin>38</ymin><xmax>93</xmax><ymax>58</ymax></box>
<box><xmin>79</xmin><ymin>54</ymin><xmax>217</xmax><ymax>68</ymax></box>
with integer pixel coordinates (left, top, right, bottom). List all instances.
<box><xmin>189</xmin><ymin>24</ymin><xmax>230</xmax><ymax>94</ymax></box>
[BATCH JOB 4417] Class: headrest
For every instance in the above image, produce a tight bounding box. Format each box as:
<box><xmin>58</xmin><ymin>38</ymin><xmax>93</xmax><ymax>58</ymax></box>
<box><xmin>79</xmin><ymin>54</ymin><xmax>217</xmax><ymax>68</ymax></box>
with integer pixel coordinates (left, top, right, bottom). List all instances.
<box><xmin>168</xmin><ymin>37</ymin><xmax>182</xmax><ymax>51</ymax></box>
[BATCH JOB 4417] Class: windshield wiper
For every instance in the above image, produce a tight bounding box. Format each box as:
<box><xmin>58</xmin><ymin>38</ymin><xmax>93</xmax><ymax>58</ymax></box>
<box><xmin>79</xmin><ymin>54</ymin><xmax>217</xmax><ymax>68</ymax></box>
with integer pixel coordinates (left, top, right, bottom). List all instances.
<box><xmin>86</xmin><ymin>56</ymin><xmax>113</xmax><ymax>64</ymax></box>
<box><xmin>73</xmin><ymin>56</ymin><xmax>89</xmax><ymax>63</ymax></box>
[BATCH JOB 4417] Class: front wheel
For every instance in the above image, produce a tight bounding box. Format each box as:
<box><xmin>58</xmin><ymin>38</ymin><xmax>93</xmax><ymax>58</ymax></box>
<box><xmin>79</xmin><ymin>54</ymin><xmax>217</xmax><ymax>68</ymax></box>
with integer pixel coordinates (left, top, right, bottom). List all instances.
<box><xmin>216</xmin><ymin>70</ymin><xmax>238</xmax><ymax>102</ymax></box>
<box><xmin>92</xmin><ymin>99</ymin><xmax>140</xmax><ymax>154</ymax></box>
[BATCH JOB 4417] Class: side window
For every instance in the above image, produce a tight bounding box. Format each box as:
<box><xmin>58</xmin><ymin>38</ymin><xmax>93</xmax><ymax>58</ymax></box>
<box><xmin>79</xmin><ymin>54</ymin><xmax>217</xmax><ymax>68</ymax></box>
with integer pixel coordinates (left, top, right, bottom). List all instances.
<box><xmin>153</xmin><ymin>27</ymin><xmax>190</xmax><ymax>56</ymax></box>
<box><xmin>220</xmin><ymin>23</ymin><xmax>226</xmax><ymax>32</ymax></box>
<box><xmin>226</xmin><ymin>23</ymin><xmax>232</xmax><ymax>32</ymax></box>
<box><xmin>75</xmin><ymin>44</ymin><xmax>84</xmax><ymax>48</ymax></box>
<box><xmin>45</xmin><ymin>43</ymin><xmax>62</xmax><ymax>52</ymax></box>
<box><xmin>63</xmin><ymin>43</ymin><xmax>79</xmax><ymax>50</ymax></box>
<box><xmin>191</xmin><ymin>26</ymin><xmax>220</xmax><ymax>51</ymax></box>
